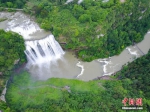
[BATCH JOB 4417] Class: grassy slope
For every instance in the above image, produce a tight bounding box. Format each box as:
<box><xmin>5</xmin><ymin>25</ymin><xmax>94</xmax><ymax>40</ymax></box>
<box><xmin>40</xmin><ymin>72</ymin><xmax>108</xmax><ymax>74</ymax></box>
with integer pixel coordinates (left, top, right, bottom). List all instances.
<box><xmin>6</xmin><ymin>72</ymin><xmax>104</xmax><ymax>110</ymax></box>
<box><xmin>5</xmin><ymin>51</ymin><xmax>150</xmax><ymax>111</ymax></box>
<box><xmin>5</xmin><ymin>71</ymin><xmax>148</xmax><ymax>112</ymax></box>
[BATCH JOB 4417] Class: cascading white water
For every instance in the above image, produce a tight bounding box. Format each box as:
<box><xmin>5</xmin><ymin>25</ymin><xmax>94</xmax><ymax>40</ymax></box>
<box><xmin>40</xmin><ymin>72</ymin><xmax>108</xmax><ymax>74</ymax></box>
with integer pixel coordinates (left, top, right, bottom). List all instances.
<box><xmin>1</xmin><ymin>12</ymin><xmax>150</xmax><ymax>81</ymax></box>
<box><xmin>24</xmin><ymin>35</ymin><xmax>65</xmax><ymax>64</ymax></box>
<box><xmin>3</xmin><ymin>12</ymin><xmax>64</xmax><ymax>65</ymax></box>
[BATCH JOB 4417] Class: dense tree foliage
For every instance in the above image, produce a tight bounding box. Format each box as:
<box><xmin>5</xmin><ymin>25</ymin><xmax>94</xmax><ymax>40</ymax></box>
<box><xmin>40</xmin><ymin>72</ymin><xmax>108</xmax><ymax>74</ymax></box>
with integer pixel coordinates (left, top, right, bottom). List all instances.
<box><xmin>5</xmin><ymin>49</ymin><xmax>150</xmax><ymax>112</ymax></box>
<box><xmin>116</xmin><ymin>50</ymin><xmax>150</xmax><ymax>108</ymax></box>
<box><xmin>0</xmin><ymin>100</ymin><xmax>12</xmax><ymax>112</ymax></box>
<box><xmin>1</xmin><ymin>0</ymin><xmax>150</xmax><ymax>61</ymax></box>
<box><xmin>0</xmin><ymin>0</ymin><xmax>27</xmax><ymax>8</ymax></box>
<box><xmin>0</xmin><ymin>0</ymin><xmax>150</xmax><ymax>111</ymax></box>
<box><xmin>4</xmin><ymin>51</ymin><xmax>150</xmax><ymax>112</ymax></box>
<box><xmin>0</xmin><ymin>30</ymin><xmax>26</xmax><ymax>94</ymax></box>
<box><xmin>23</xmin><ymin>0</ymin><xmax>150</xmax><ymax>61</ymax></box>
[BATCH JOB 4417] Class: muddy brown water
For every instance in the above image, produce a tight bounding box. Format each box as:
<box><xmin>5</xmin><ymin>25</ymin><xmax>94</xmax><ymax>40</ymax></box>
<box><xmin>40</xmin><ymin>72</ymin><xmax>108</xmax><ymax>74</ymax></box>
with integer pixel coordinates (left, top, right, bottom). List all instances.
<box><xmin>0</xmin><ymin>12</ymin><xmax>150</xmax><ymax>82</ymax></box>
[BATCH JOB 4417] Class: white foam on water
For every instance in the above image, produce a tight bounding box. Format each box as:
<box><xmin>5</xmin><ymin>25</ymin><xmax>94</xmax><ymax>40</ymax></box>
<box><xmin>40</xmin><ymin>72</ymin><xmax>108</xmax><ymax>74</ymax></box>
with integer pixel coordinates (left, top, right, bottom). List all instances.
<box><xmin>76</xmin><ymin>61</ymin><xmax>84</xmax><ymax>78</ymax></box>
<box><xmin>102</xmin><ymin>0</ymin><xmax>109</xmax><ymax>3</ymax></box>
<box><xmin>6</xmin><ymin>20</ymin><xmax>41</xmax><ymax>39</ymax></box>
<box><xmin>65</xmin><ymin>0</ymin><xmax>74</xmax><ymax>4</ymax></box>
<box><xmin>98</xmin><ymin>58</ymin><xmax>112</xmax><ymax>75</ymax></box>
<box><xmin>25</xmin><ymin>35</ymin><xmax>65</xmax><ymax>65</ymax></box>
<box><xmin>5</xmin><ymin>12</ymin><xmax>42</xmax><ymax>40</ymax></box>
<box><xmin>78</xmin><ymin>0</ymin><xmax>83</xmax><ymax>4</ymax></box>
<box><xmin>0</xmin><ymin>12</ymin><xmax>12</xmax><ymax>18</ymax></box>
<box><xmin>126</xmin><ymin>47</ymin><xmax>139</xmax><ymax>58</ymax></box>
<box><xmin>65</xmin><ymin>0</ymin><xmax>83</xmax><ymax>4</ymax></box>
<box><xmin>3</xmin><ymin>12</ymin><xmax>65</xmax><ymax>74</ymax></box>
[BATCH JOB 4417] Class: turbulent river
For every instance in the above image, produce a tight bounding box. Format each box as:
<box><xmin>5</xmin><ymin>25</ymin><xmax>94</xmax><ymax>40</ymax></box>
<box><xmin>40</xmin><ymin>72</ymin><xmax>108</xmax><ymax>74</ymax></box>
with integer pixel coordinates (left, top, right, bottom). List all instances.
<box><xmin>0</xmin><ymin>11</ymin><xmax>150</xmax><ymax>81</ymax></box>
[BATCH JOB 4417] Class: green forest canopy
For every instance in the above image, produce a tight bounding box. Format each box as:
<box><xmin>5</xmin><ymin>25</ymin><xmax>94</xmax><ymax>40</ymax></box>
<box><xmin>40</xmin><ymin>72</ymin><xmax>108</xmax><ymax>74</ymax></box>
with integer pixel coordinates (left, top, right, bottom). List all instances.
<box><xmin>0</xmin><ymin>0</ymin><xmax>27</xmax><ymax>8</ymax></box>
<box><xmin>0</xmin><ymin>1</ymin><xmax>150</xmax><ymax>111</ymax></box>
<box><xmin>4</xmin><ymin>50</ymin><xmax>150</xmax><ymax>111</ymax></box>
<box><xmin>0</xmin><ymin>30</ymin><xmax>26</xmax><ymax>93</ymax></box>
<box><xmin>24</xmin><ymin>0</ymin><xmax>150</xmax><ymax>61</ymax></box>
<box><xmin>1</xmin><ymin>0</ymin><xmax>150</xmax><ymax>61</ymax></box>
<box><xmin>0</xmin><ymin>30</ymin><xmax>25</xmax><ymax>74</ymax></box>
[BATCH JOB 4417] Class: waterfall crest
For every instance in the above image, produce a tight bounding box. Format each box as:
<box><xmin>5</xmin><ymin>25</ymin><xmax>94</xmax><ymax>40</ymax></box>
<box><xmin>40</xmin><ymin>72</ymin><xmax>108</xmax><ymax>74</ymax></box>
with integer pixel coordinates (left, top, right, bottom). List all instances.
<box><xmin>4</xmin><ymin>12</ymin><xmax>64</xmax><ymax>64</ymax></box>
<box><xmin>24</xmin><ymin>35</ymin><xmax>65</xmax><ymax>64</ymax></box>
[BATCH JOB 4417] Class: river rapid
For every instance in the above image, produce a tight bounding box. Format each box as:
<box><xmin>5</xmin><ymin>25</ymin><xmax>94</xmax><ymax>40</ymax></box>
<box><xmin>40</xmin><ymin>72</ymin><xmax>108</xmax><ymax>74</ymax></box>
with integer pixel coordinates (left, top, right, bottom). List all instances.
<box><xmin>0</xmin><ymin>11</ymin><xmax>150</xmax><ymax>81</ymax></box>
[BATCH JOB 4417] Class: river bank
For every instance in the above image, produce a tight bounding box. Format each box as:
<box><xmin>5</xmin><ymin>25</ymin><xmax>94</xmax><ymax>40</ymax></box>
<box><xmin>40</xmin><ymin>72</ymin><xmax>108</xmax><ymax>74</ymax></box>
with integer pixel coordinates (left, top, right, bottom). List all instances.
<box><xmin>0</xmin><ymin>11</ymin><xmax>150</xmax><ymax>107</ymax></box>
<box><xmin>0</xmin><ymin>11</ymin><xmax>150</xmax><ymax>82</ymax></box>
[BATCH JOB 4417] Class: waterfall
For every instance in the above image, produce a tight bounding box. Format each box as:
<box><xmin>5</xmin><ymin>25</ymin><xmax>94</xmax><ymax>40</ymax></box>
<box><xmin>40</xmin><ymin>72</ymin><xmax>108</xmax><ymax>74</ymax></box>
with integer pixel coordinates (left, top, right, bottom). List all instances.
<box><xmin>4</xmin><ymin>12</ymin><xmax>65</xmax><ymax>64</ymax></box>
<box><xmin>24</xmin><ymin>35</ymin><xmax>65</xmax><ymax>64</ymax></box>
